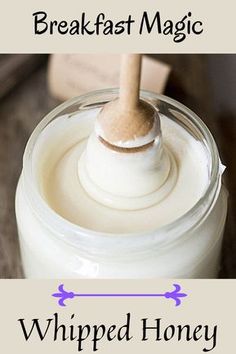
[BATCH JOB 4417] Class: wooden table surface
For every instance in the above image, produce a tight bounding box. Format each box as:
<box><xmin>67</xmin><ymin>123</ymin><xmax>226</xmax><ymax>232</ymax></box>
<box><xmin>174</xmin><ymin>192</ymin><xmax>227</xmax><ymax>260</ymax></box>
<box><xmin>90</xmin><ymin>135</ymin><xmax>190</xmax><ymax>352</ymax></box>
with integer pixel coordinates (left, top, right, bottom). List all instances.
<box><xmin>0</xmin><ymin>54</ymin><xmax>235</xmax><ymax>278</ymax></box>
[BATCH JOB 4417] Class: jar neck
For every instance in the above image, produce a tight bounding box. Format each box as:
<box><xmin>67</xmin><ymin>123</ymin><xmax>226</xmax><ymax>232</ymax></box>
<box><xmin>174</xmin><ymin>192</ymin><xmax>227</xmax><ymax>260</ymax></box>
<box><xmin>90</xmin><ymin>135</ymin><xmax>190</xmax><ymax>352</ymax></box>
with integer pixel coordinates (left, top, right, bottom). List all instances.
<box><xmin>22</xmin><ymin>89</ymin><xmax>222</xmax><ymax>257</ymax></box>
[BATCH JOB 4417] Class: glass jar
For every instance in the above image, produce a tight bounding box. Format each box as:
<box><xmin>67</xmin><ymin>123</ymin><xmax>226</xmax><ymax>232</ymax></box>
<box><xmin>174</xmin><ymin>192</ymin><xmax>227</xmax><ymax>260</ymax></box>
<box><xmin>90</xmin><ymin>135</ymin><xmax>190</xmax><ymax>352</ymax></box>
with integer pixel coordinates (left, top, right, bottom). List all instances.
<box><xmin>15</xmin><ymin>89</ymin><xmax>228</xmax><ymax>278</ymax></box>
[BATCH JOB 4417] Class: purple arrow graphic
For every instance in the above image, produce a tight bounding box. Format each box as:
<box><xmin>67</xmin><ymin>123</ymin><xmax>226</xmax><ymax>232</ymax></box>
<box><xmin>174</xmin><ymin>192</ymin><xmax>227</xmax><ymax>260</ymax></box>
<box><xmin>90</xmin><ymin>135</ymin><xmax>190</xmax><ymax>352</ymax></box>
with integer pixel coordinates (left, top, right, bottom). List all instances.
<box><xmin>52</xmin><ymin>283</ymin><xmax>187</xmax><ymax>307</ymax></box>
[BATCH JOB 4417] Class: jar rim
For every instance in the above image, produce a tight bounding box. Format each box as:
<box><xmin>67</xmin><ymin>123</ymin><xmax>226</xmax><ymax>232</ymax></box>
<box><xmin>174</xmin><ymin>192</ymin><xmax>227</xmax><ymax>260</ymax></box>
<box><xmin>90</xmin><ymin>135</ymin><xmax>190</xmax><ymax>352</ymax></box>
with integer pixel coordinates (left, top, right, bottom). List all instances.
<box><xmin>22</xmin><ymin>89</ymin><xmax>221</xmax><ymax>254</ymax></box>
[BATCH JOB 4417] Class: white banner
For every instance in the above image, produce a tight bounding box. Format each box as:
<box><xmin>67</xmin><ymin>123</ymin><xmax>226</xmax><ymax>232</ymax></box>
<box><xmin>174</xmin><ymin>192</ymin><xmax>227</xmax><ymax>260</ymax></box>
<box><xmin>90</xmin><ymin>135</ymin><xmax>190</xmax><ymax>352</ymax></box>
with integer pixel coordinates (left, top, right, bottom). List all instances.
<box><xmin>0</xmin><ymin>0</ymin><xmax>235</xmax><ymax>53</ymax></box>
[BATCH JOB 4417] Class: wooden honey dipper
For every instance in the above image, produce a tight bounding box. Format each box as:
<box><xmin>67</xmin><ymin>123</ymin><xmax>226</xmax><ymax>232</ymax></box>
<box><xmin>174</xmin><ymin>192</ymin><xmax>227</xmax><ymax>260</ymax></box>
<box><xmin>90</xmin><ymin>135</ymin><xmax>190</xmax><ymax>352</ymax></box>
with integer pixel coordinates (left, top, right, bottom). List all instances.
<box><xmin>96</xmin><ymin>54</ymin><xmax>161</xmax><ymax>152</ymax></box>
<box><xmin>79</xmin><ymin>54</ymin><xmax>171</xmax><ymax>210</ymax></box>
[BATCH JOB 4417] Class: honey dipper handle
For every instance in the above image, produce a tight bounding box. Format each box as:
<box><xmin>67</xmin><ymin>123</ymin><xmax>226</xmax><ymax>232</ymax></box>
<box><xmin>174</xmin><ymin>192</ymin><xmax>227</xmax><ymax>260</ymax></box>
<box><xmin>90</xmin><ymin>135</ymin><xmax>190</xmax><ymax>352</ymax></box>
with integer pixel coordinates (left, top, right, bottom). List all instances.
<box><xmin>119</xmin><ymin>54</ymin><xmax>142</xmax><ymax>110</ymax></box>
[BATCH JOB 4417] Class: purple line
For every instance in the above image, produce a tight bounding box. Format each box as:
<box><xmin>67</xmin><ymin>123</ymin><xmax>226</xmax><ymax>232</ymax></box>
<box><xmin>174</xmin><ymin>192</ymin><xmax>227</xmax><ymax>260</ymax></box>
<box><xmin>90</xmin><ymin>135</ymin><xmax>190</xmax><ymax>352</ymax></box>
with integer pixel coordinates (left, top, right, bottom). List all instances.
<box><xmin>75</xmin><ymin>294</ymin><xmax>163</xmax><ymax>297</ymax></box>
<box><xmin>52</xmin><ymin>283</ymin><xmax>187</xmax><ymax>307</ymax></box>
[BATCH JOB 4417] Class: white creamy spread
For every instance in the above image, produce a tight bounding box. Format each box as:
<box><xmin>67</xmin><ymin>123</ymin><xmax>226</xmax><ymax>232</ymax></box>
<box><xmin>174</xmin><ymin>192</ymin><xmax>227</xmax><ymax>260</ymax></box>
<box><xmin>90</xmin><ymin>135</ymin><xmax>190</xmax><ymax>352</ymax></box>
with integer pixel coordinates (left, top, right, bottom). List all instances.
<box><xmin>35</xmin><ymin>108</ymin><xmax>209</xmax><ymax>233</ymax></box>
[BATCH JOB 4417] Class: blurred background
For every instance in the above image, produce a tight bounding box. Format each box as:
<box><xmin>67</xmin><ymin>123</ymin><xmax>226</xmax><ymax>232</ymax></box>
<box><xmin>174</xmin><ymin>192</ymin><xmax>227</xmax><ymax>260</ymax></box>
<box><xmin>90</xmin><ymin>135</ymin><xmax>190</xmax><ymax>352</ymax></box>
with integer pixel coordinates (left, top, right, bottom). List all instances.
<box><xmin>0</xmin><ymin>54</ymin><xmax>235</xmax><ymax>278</ymax></box>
